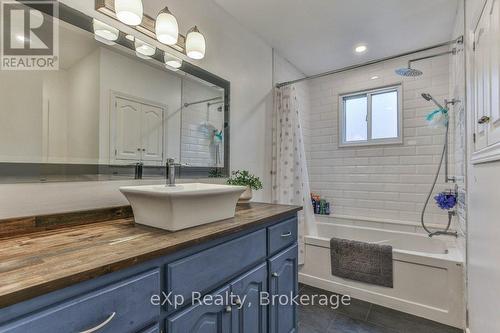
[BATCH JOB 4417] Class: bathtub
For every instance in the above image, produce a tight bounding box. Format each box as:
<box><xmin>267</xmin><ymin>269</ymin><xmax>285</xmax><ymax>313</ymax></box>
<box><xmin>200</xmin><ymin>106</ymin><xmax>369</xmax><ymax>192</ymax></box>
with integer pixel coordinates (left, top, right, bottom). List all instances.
<box><xmin>299</xmin><ymin>221</ymin><xmax>465</xmax><ymax>329</ymax></box>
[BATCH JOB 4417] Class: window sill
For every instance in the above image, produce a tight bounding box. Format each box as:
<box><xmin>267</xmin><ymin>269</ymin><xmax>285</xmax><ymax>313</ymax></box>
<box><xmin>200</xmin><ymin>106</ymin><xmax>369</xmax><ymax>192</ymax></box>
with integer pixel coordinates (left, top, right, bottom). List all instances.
<box><xmin>338</xmin><ymin>138</ymin><xmax>404</xmax><ymax>148</ymax></box>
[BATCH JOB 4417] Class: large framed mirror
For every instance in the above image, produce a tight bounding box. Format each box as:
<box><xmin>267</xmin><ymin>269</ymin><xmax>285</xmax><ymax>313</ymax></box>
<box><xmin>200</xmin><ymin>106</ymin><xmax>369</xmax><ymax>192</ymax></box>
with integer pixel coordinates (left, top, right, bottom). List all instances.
<box><xmin>0</xmin><ymin>2</ymin><xmax>229</xmax><ymax>183</ymax></box>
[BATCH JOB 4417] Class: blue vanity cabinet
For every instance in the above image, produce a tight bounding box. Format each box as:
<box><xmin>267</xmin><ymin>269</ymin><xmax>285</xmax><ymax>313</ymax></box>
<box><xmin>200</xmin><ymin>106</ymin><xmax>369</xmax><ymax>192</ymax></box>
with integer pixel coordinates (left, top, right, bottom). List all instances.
<box><xmin>268</xmin><ymin>244</ymin><xmax>299</xmax><ymax>333</ymax></box>
<box><xmin>166</xmin><ymin>286</ymin><xmax>232</xmax><ymax>333</ymax></box>
<box><xmin>0</xmin><ymin>212</ymin><xmax>299</xmax><ymax>333</ymax></box>
<box><xmin>230</xmin><ymin>263</ymin><xmax>268</xmax><ymax>333</ymax></box>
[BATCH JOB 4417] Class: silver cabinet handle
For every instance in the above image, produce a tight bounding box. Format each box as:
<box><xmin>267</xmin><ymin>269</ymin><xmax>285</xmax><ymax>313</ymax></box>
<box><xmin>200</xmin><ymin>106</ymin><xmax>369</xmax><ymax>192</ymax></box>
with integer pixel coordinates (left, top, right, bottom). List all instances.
<box><xmin>79</xmin><ymin>312</ymin><xmax>116</xmax><ymax>333</ymax></box>
<box><xmin>281</xmin><ymin>232</ymin><xmax>292</xmax><ymax>238</ymax></box>
<box><xmin>272</xmin><ymin>272</ymin><xmax>279</xmax><ymax>278</ymax></box>
<box><xmin>225</xmin><ymin>306</ymin><xmax>232</xmax><ymax>313</ymax></box>
<box><xmin>478</xmin><ymin>116</ymin><xmax>491</xmax><ymax>124</ymax></box>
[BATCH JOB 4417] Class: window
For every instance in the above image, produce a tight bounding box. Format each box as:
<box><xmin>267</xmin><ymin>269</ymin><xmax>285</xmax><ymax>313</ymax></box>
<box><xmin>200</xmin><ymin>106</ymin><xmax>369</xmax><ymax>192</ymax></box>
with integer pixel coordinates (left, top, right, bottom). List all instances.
<box><xmin>339</xmin><ymin>85</ymin><xmax>402</xmax><ymax>147</ymax></box>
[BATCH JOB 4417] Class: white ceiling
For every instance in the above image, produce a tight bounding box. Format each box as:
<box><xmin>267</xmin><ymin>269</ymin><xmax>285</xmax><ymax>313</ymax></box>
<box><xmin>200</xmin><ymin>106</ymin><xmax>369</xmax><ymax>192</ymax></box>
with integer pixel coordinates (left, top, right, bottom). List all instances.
<box><xmin>213</xmin><ymin>0</ymin><xmax>460</xmax><ymax>76</ymax></box>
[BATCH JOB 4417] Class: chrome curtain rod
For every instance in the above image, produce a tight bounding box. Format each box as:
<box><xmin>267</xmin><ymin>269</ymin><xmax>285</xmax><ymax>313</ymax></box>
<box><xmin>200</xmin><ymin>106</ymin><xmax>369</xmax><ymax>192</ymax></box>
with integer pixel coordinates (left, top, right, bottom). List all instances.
<box><xmin>184</xmin><ymin>96</ymin><xmax>222</xmax><ymax>107</ymax></box>
<box><xmin>275</xmin><ymin>37</ymin><xmax>463</xmax><ymax>88</ymax></box>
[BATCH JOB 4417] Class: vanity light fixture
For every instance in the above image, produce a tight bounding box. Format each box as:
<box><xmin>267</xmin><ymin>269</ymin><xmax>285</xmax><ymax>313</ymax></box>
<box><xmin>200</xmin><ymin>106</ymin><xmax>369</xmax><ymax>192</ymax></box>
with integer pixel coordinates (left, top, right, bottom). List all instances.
<box><xmin>135</xmin><ymin>38</ymin><xmax>156</xmax><ymax>58</ymax></box>
<box><xmin>155</xmin><ymin>7</ymin><xmax>179</xmax><ymax>45</ymax></box>
<box><xmin>164</xmin><ymin>53</ymin><xmax>182</xmax><ymax>70</ymax></box>
<box><xmin>185</xmin><ymin>26</ymin><xmax>206</xmax><ymax>60</ymax></box>
<box><xmin>93</xmin><ymin>19</ymin><xmax>119</xmax><ymax>41</ymax></box>
<box><xmin>95</xmin><ymin>35</ymin><xmax>116</xmax><ymax>46</ymax></box>
<box><xmin>114</xmin><ymin>0</ymin><xmax>143</xmax><ymax>26</ymax></box>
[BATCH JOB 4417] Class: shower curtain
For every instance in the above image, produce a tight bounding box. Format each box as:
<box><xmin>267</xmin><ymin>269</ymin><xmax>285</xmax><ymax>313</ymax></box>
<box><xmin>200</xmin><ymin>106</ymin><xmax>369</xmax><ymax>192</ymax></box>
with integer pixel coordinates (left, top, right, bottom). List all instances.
<box><xmin>272</xmin><ymin>84</ymin><xmax>317</xmax><ymax>264</ymax></box>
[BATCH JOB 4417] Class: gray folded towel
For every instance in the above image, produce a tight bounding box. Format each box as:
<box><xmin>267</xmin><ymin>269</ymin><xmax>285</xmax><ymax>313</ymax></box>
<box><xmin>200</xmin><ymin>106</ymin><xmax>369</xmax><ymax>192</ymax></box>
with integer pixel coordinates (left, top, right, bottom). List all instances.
<box><xmin>330</xmin><ymin>238</ymin><xmax>393</xmax><ymax>288</ymax></box>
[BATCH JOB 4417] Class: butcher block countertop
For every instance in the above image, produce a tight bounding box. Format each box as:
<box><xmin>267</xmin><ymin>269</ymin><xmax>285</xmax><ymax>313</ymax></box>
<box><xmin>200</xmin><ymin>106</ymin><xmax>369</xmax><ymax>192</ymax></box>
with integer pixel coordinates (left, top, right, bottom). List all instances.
<box><xmin>0</xmin><ymin>202</ymin><xmax>301</xmax><ymax>308</ymax></box>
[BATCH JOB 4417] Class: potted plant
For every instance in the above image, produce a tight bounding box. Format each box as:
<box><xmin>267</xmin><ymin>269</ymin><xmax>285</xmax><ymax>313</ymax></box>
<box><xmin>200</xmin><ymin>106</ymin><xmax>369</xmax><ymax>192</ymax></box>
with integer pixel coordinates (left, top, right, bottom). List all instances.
<box><xmin>227</xmin><ymin>170</ymin><xmax>263</xmax><ymax>203</ymax></box>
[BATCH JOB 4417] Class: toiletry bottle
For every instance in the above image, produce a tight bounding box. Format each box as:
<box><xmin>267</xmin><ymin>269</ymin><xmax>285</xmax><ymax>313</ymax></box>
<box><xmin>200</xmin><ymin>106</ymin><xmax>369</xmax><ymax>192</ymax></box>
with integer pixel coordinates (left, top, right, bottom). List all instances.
<box><xmin>319</xmin><ymin>199</ymin><xmax>327</xmax><ymax>215</ymax></box>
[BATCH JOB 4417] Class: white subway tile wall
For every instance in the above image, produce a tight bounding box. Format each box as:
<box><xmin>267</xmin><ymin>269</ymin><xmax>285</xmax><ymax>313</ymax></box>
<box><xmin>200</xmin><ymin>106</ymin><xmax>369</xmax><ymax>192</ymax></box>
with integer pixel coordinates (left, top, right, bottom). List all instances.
<box><xmin>304</xmin><ymin>47</ymin><xmax>456</xmax><ymax>226</ymax></box>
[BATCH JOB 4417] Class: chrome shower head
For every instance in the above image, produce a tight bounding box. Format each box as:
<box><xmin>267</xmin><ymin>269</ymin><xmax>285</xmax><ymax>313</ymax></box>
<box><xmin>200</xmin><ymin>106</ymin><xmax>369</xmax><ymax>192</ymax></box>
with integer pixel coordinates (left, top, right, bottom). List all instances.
<box><xmin>395</xmin><ymin>66</ymin><xmax>423</xmax><ymax>77</ymax></box>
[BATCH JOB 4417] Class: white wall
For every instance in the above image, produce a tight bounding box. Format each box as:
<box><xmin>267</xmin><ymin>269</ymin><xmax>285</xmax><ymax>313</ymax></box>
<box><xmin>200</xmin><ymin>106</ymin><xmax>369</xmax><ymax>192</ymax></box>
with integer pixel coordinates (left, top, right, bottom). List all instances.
<box><xmin>0</xmin><ymin>72</ymin><xmax>44</xmax><ymax>162</ymax></box>
<box><xmin>0</xmin><ymin>0</ymin><xmax>273</xmax><ymax>218</ymax></box>
<box><xmin>464</xmin><ymin>0</ymin><xmax>500</xmax><ymax>332</ymax></box>
<box><xmin>66</xmin><ymin>49</ymin><xmax>100</xmax><ymax>163</ymax></box>
<box><xmin>305</xmin><ymin>48</ymin><xmax>454</xmax><ymax>226</ymax></box>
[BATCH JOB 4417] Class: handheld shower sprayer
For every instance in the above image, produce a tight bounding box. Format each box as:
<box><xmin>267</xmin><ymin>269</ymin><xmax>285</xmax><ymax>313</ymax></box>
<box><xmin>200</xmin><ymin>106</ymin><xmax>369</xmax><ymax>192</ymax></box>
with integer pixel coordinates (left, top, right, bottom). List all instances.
<box><xmin>421</xmin><ymin>93</ymin><xmax>444</xmax><ymax>110</ymax></box>
<box><xmin>420</xmin><ymin>93</ymin><xmax>458</xmax><ymax>238</ymax></box>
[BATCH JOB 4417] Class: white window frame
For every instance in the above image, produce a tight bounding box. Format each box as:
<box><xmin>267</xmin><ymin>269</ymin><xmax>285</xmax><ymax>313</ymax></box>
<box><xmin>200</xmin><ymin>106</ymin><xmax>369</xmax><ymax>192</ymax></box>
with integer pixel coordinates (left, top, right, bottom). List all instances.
<box><xmin>339</xmin><ymin>84</ymin><xmax>403</xmax><ymax>147</ymax></box>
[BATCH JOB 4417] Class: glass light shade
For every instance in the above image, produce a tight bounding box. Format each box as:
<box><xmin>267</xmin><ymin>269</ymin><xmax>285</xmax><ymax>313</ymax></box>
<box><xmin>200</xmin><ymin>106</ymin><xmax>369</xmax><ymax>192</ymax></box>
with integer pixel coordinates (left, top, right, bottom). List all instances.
<box><xmin>93</xmin><ymin>19</ymin><xmax>119</xmax><ymax>41</ymax></box>
<box><xmin>115</xmin><ymin>0</ymin><xmax>143</xmax><ymax>26</ymax></box>
<box><xmin>135</xmin><ymin>38</ymin><xmax>155</xmax><ymax>57</ymax></box>
<box><xmin>95</xmin><ymin>35</ymin><xmax>116</xmax><ymax>46</ymax></box>
<box><xmin>155</xmin><ymin>7</ymin><xmax>178</xmax><ymax>45</ymax></box>
<box><xmin>164</xmin><ymin>53</ymin><xmax>182</xmax><ymax>69</ymax></box>
<box><xmin>135</xmin><ymin>51</ymin><xmax>151</xmax><ymax>60</ymax></box>
<box><xmin>186</xmin><ymin>26</ymin><xmax>206</xmax><ymax>60</ymax></box>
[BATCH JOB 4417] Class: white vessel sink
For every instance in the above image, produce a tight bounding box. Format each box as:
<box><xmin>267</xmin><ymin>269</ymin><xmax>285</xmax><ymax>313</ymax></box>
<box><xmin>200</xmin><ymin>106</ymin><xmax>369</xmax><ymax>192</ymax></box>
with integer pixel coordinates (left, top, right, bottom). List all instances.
<box><xmin>119</xmin><ymin>183</ymin><xmax>247</xmax><ymax>231</ymax></box>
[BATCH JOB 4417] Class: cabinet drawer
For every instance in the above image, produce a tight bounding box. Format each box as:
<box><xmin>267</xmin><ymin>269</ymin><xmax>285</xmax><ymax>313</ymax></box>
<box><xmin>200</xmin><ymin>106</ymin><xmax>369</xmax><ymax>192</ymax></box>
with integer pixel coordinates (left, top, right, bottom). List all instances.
<box><xmin>267</xmin><ymin>218</ymin><xmax>297</xmax><ymax>255</ymax></box>
<box><xmin>167</xmin><ymin>229</ymin><xmax>266</xmax><ymax>310</ymax></box>
<box><xmin>1</xmin><ymin>270</ymin><xmax>160</xmax><ymax>333</ymax></box>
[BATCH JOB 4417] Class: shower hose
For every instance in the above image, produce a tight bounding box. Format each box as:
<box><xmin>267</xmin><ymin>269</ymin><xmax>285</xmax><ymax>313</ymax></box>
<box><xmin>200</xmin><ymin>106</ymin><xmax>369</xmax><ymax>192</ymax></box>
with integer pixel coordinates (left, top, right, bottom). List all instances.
<box><xmin>420</xmin><ymin>121</ymin><xmax>456</xmax><ymax>237</ymax></box>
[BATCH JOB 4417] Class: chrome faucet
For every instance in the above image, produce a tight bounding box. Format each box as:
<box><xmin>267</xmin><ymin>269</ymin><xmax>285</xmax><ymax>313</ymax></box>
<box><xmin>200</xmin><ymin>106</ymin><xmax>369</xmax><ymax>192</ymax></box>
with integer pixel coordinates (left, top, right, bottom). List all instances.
<box><xmin>166</xmin><ymin>158</ymin><xmax>188</xmax><ymax>186</ymax></box>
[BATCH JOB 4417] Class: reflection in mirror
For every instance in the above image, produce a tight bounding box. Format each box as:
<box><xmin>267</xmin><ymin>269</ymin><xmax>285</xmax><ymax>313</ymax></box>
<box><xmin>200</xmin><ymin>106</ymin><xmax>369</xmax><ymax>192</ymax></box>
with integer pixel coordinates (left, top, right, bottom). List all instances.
<box><xmin>0</xmin><ymin>5</ymin><xmax>228</xmax><ymax>183</ymax></box>
<box><xmin>181</xmin><ymin>79</ymin><xmax>224</xmax><ymax>167</ymax></box>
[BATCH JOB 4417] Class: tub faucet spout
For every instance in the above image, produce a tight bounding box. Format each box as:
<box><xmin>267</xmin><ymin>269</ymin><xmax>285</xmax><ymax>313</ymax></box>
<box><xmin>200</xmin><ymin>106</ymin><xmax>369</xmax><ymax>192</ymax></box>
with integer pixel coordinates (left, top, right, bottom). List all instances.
<box><xmin>428</xmin><ymin>230</ymin><xmax>458</xmax><ymax>238</ymax></box>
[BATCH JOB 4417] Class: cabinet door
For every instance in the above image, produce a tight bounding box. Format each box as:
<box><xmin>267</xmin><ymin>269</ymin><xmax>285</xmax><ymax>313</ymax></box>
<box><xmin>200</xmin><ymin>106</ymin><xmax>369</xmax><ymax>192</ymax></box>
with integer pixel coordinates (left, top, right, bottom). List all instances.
<box><xmin>167</xmin><ymin>286</ymin><xmax>232</xmax><ymax>333</ymax></box>
<box><xmin>488</xmin><ymin>0</ymin><xmax>500</xmax><ymax>145</ymax></box>
<box><xmin>115</xmin><ymin>97</ymin><xmax>143</xmax><ymax>160</ymax></box>
<box><xmin>141</xmin><ymin>104</ymin><xmax>164</xmax><ymax>162</ymax></box>
<box><xmin>230</xmin><ymin>263</ymin><xmax>268</xmax><ymax>333</ymax></box>
<box><xmin>268</xmin><ymin>244</ymin><xmax>298</xmax><ymax>333</ymax></box>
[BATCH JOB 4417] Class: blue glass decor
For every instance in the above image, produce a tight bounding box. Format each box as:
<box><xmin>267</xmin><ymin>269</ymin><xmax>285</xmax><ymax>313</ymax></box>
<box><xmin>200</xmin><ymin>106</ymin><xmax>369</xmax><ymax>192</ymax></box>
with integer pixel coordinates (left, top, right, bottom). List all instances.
<box><xmin>434</xmin><ymin>192</ymin><xmax>457</xmax><ymax>210</ymax></box>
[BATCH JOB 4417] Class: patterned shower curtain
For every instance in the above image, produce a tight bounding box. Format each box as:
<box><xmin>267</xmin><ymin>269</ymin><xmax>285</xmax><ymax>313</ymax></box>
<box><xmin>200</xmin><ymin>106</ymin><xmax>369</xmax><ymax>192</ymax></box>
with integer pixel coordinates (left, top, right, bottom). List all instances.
<box><xmin>272</xmin><ymin>85</ymin><xmax>317</xmax><ymax>264</ymax></box>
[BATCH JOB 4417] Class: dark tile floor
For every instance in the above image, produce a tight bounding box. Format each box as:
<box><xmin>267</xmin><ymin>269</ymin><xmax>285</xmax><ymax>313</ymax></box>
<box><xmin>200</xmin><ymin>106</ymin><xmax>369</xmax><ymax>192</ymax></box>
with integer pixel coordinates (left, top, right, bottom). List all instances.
<box><xmin>298</xmin><ymin>284</ymin><xmax>463</xmax><ymax>333</ymax></box>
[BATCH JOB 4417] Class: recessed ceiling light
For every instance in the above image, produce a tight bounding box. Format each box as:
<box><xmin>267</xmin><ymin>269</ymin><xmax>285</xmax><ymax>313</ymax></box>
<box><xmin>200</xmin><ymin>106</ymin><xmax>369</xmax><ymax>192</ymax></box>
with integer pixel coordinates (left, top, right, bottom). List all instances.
<box><xmin>355</xmin><ymin>45</ymin><xmax>367</xmax><ymax>54</ymax></box>
<box><xmin>371</xmin><ymin>75</ymin><xmax>379</xmax><ymax>80</ymax></box>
